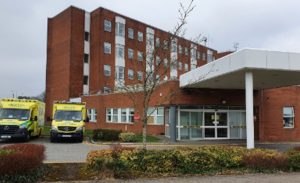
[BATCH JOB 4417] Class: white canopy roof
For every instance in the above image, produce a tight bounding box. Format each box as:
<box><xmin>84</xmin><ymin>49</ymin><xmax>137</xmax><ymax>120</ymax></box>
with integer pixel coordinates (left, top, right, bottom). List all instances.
<box><xmin>180</xmin><ymin>49</ymin><xmax>300</xmax><ymax>90</ymax></box>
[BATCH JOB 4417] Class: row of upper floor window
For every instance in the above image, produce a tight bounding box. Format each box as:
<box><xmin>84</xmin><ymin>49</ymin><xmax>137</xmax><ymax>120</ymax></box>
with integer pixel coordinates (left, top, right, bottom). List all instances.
<box><xmin>99</xmin><ymin>19</ymin><xmax>215</xmax><ymax>60</ymax></box>
<box><xmin>101</xmin><ymin>41</ymin><xmax>214</xmax><ymax>62</ymax></box>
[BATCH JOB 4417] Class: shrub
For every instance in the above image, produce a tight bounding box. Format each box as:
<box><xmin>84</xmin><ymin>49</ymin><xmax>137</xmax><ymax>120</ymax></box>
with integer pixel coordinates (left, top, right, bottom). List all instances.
<box><xmin>93</xmin><ymin>129</ymin><xmax>122</xmax><ymax>141</ymax></box>
<box><xmin>119</xmin><ymin>132</ymin><xmax>137</xmax><ymax>142</ymax></box>
<box><xmin>87</xmin><ymin>145</ymin><xmax>247</xmax><ymax>177</ymax></box>
<box><xmin>0</xmin><ymin>144</ymin><xmax>45</xmax><ymax>176</ymax></box>
<box><xmin>242</xmin><ymin>149</ymin><xmax>288</xmax><ymax>171</ymax></box>
<box><xmin>287</xmin><ymin>150</ymin><xmax>300</xmax><ymax>171</ymax></box>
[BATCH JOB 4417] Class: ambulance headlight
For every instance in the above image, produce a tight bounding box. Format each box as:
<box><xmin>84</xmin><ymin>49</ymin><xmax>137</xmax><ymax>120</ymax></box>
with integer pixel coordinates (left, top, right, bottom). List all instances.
<box><xmin>76</xmin><ymin>126</ymin><xmax>84</xmax><ymax>131</ymax></box>
<box><xmin>19</xmin><ymin>124</ymin><xmax>27</xmax><ymax>129</ymax></box>
<box><xmin>51</xmin><ymin>126</ymin><xmax>58</xmax><ymax>131</ymax></box>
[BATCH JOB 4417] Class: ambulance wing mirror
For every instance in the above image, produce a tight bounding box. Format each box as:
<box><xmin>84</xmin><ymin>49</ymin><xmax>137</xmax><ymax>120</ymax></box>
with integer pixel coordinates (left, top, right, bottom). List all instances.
<box><xmin>84</xmin><ymin>117</ymin><xmax>89</xmax><ymax>123</ymax></box>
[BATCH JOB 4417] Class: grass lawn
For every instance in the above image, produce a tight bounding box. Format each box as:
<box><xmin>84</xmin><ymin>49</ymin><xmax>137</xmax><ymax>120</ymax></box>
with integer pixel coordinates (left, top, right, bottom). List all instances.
<box><xmin>134</xmin><ymin>134</ymin><xmax>161</xmax><ymax>142</ymax></box>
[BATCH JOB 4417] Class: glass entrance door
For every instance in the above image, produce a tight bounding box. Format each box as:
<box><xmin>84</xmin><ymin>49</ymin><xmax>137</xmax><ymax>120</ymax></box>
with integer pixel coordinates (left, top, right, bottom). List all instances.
<box><xmin>204</xmin><ymin>111</ymin><xmax>228</xmax><ymax>139</ymax></box>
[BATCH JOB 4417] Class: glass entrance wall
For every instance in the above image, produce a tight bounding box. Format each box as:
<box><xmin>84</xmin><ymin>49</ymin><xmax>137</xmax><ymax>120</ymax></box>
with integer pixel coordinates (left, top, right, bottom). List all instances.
<box><xmin>177</xmin><ymin>106</ymin><xmax>246</xmax><ymax>140</ymax></box>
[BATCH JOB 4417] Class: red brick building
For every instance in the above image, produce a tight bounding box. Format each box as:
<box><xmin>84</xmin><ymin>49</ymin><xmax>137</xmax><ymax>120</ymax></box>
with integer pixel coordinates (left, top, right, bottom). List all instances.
<box><xmin>46</xmin><ymin>6</ymin><xmax>300</xmax><ymax>143</ymax></box>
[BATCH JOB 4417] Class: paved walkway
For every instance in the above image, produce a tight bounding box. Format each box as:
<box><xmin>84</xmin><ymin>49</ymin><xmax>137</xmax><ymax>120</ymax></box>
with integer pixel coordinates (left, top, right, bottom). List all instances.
<box><xmin>45</xmin><ymin>173</ymin><xmax>300</xmax><ymax>183</ymax></box>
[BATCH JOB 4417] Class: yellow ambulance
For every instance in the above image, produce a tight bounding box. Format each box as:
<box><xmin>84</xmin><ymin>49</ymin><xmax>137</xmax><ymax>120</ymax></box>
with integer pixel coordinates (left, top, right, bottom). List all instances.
<box><xmin>0</xmin><ymin>98</ymin><xmax>45</xmax><ymax>141</ymax></box>
<box><xmin>50</xmin><ymin>101</ymin><xmax>88</xmax><ymax>142</ymax></box>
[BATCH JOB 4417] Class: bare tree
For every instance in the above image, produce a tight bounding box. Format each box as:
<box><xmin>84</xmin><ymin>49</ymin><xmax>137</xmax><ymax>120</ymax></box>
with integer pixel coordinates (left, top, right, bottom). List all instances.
<box><xmin>115</xmin><ymin>0</ymin><xmax>196</xmax><ymax>149</ymax></box>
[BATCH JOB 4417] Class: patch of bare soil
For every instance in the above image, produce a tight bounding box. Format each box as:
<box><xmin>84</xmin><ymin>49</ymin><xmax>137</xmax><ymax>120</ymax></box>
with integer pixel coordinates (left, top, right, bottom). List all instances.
<box><xmin>43</xmin><ymin>163</ymin><xmax>113</xmax><ymax>182</ymax></box>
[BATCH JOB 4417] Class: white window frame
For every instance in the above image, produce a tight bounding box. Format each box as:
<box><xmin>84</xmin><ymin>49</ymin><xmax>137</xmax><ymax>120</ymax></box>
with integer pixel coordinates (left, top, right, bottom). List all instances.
<box><xmin>156</xmin><ymin>56</ymin><xmax>161</xmax><ymax>66</ymax></box>
<box><xmin>138</xmin><ymin>31</ymin><xmax>143</xmax><ymax>42</ymax></box>
<box><xmin>138</xmin><ymin>51</ymin><xmax>143</xmax><ymax>62</ymax></box>
<box><xmin>184</xmin><ymin>63</ymin><xmax>189</xmax><ymax>72</ymax></box>
<box><xmin>87</xmin><ymin>109</ymin><xmax>97</xmax><ymax>122</ymax></box>
<box><xmin>128</xmin><ymin>48</ymin><xmax>134</xmax><ymax>60</ymax></box>
<box><xmin>147</xmin><ymin>107</ymin><xmax>164</xmax><ymax>125</ymax></box>
<box><xmin>178</xmin><ymin>62</ymin><xmax>182</xmax><ymax>70</ymax></box>
<box><xmin>128</xmin><ymin>69</ymin><xmax>134</xmax><ymax>80</ymax></box>
<box><xmin>128</xmin><ymin>28</ymin><xmax>134</xmax><ymax>39</ymax></box>
<box><xmin>104</xmin><ymin>65</ymin><xmax>111</xmax><ymax>76</ymax></box>
<box><xmin>116</xmin><ymin>44</ymin><xmax>124</xmax><ymax>58</ymax></box>
<box><xmin>104</xmin><ymin>19</ymin><xmax>112</xmax><ymax>32</ymax></box>
<box><xmin>185</xmin><ymin>47</ymin><xmax>188</xmax><ymax>56</ymax></box>
<box><xmin>106</xmin><ymin>108</ymin><xmax>134</xmax><ymax>124</ymax></box>
<box><xmin>104</xmin><ymin>42</ymin><xmax>111</xmax><ymax>54</ymax></box>
<box><xmin>155</xmin><ymin>37</ymin><xmax>160</xmax><ymax>47</ymax></box>
<box><xmin>116</xmin><ymin>22</ymin><xmax>125</xmax><ymax>37</ymax></box>
<box><xmin>283</xmin><ymin>106</ymin><xmax>295</xmax><ymax>128</ymax></box>
<box><xmin>137</xmin><ymin>71</ymin><xmax>143</xmax><ymax>81</ymax></box>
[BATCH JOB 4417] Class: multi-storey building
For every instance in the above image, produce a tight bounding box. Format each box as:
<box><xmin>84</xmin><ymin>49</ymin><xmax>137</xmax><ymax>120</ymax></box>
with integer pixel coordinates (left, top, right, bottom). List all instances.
<box><xmin>46</xmin><ymin>6</ymin><xmax>300</xmax><ymax>145</ymax></box>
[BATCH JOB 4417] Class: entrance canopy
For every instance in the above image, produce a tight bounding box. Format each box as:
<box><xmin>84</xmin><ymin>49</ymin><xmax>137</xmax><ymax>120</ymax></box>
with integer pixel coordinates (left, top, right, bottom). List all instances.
<box><xmin>179</xmin><ymin>48</ymin><xmax>300</xmax><ymax>149</ymax></box>
<box><xmin>180</xmin><ymin>49</ymin><xmax>300</xmax><ymax>89</ymax></box>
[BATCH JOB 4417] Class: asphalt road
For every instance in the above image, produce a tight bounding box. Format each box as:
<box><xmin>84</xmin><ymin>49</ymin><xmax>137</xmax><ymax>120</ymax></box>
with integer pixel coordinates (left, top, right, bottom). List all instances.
<box><xmin>46</xmin><ymin>173</ymin><xmax>300</xmax><ymax>183</ymax></box>
<box><xmin>0</xmin><ymin>137</ymin><xmax>110</xmax><ymax>163</ymax></box>
<box><xmin>1</xmin><ymin>137</ymin><xmax>300</xmax><ymax>163</ymax></box>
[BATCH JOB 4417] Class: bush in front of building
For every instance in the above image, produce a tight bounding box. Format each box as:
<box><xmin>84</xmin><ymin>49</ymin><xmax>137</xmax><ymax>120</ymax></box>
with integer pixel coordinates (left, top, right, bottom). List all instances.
<box><xmin>0</xmin><ymin>144</ymin><xmax>46</xmax><ymax>183</ymax></box>
<box><xmin>119</xmin><ymin>132</ymin><xmax>137</xmax><ymax>142</ymax></box>
<box><xmin>86</xmin><ymin>145</ymin><xmax>250</xmax><ymax>178</ymax></box>
<box><xmin>93</xmin><ymin>129</ymin><xmax>122</xmax><ymax>141</ymax></box>
<box><xmin>286</xmin><ymin>147</ymin><xmax>300</xmax><ymax>171</ymax></box>
<box><xmin>241</xmin><ymin>149</ymin><xmax>288</xmax><ymax>171</ymax></box>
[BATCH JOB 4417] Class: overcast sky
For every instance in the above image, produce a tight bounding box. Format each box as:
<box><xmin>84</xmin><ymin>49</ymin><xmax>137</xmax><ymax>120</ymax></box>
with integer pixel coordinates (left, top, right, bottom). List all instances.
<box><xmin>1</xmin><ymin>0</ymin><xmax>300</xmax><ymax>98</ymax></box>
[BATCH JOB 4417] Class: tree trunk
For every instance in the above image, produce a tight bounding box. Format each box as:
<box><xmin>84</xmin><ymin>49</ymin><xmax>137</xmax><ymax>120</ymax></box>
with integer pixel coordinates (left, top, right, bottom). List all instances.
<box><xmin>142</xmin><ymin>117</ymin><xmax>147</xmax><ymax>150</ymax></box>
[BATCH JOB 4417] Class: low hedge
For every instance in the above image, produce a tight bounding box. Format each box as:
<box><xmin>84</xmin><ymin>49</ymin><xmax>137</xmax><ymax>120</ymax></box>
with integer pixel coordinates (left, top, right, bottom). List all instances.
<box><xmin>119</xmin><ymin>132</ymin><xmax>137</xmax><ymax>142</ymax></box>
<box><xmin>0</xmin><ymin>144</ymin><xmax>45</xmax><ymax>176</ymax></box>
<box><xmin>87</xmin><ymin>146</ymin><xmax>249</xmax><ymax>178</ymax></box>
<box><xmin>93</xmin><ymin>129</ymin><xmax>122</xmax><ymax>141</ymax></box>
<box><xmin>87</xmin><ymin>145</ymin><xmax>300</xmax><ymax>178</ymax></box>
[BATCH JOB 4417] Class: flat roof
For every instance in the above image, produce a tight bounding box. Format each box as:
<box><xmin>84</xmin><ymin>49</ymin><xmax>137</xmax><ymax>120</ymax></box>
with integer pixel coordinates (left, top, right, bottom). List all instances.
<box><xmin>180</xmin><ymin>48</ymin><xmax>300</xmax><ymax>90</ymax></box>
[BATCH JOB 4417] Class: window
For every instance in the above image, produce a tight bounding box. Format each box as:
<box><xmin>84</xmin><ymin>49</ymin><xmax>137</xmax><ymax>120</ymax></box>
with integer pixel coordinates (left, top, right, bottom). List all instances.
<box><xmin>129</xmin><ymin>109</ymin><xmax>134</xmax><ymax>122</ymax></box>
<box><xmin>197</xmin><ymin>51</ymin><xmax>201</xmax><ymax>60</ymax></box>
<box><xmin>84</xmin><ymin>54</ymin><xmax>89</xmax><ymax>63</ymax></box>
<box><xmin>116</xmin><ymin>44</ymin><xmax>124</xmax><ymax>58</ymax></box>
<box><xmin>156</xmin><ymin>56</ymin><xmax>161</xmax><ymax>66</ymax></box>
<box><xmin>163</xmin><ymin>40</ymin><xmax>168</xmax><ymax>50</ymax></box>
<box><xmin>147</xmin><ymin>107</ymin><xmax>164</xmax><ymax>125</ymax></box>
<box><xmin>128</xmin><ymin>69</ymin><xmax>134</xmax><ymax>80</ymax></box>
<box><xmin>128</xmin><ymin>28</ymin><xmax>134</xmax><ymax>39</ymax></box>
<box><xmin>156</xmin><ymin>75</ymin><xmax>160</xmax><ymax>82</ymax></box>
<box><xmin>103</xmin><ymin>86</ymin><xmax>111</xmax><ymax>94</ymax></box>
<box><xmin>104</xmin><ymin>65</ymin><xmax>111</xmax><ymax>76</ymax></box>
<box><xmin>202</xmin><ymin>53</ymin><xmax>206</xmax><ymax>61</ymax></box>
<box><xmin>121</xmin><ymin>108</ymin><xmax>127</xmax><ymax>122</ymax></box>
<box><xmin>128</xmin><ymin>48</ymin><xmax>134</xmax><ymax>60</ymax></box>
<box><xmin>115</xmin><ymin>66</ymin><xmax>125</xmax><ymax>80</ymax></box>
<box><xmin>184</xmin><ymin>63</ymin><xmax>189</xmax><ymax>72</ymax></box>
<box><xmin>283</xmin><ymin>107</ymin><xmax>294</xmax><ymax>128</ymax></box>
<box><xmin>106</xmin><ymin>108</ymin><xmax>134</xmax><ymax>123</ymax></box>
<box><xmin>83</xmin><ymin>76</ymin><xmax>88</xmax><ymax>85</ymax></box>
<box><xmin>178</xmin><ymin>62</ymin><xmax>182</xmax><ymax>70</ymax></box>
<box><xmin>137</xmin><ymin>71</ymin><xmax>143</xmax><ymax>81</ymax></box>
<box><xmin>112</xmin><ymin>109</ymin><xmax>118</xmax><ymax>122</ymax></box>
<box><xmin>104</xmin><ymin>42</ymin><xmax>111</xmax><ymax>54</ymax></box>
<box><xmin>116</xmin><ymin>22</ymin><xmax>125</xmax><ymax>37</ymax></box>
<box><xmin>163</xmin><ymin>58</ymin><xmax>168</xmax><ymax>68</ymax></box>
<box><xmin>178</xmin><ymin>45</ymin><xmax>183</xmax><ymax>54</ymax></box>
<box><xmin>104</xmin><ymin>19</ymin><xmax>111</xmax><ymax>32</ymax></box>
<box><xmin>138</xmin><ymin>51</ymin><xmax>143</xmax><ymax>62</ymax></box>
<box><xmin>184</xmin><ymin>47</ymin><xmax>189</xmax><ymax>56</ymax></box>
<box><xmin>155</xmin><ymin>37</ymin><xmax>160</xmax><ymax>47</ymax></box>
<box><xmin>87</xmin><ymin>109</ymin><xmax>97</xmax><ymax>122</ymax></box>
<box><xmin>207</xmin><ymin>50</ymin><xmax>213</xmax><ymax>62</ymax></box>
<box><xmin>84</xmin><ymin>32</ymin><xmax>89</xmax><ymax>41</ymax></box>
<box><xmin>171</xmin><ymin>43</ymin><xmax>177</xmax><ymax>52</ymax></box>
<box><xmin>138</xmin><ymin>31</ymin><xmax>143</xmax><ymax>42</ymax></box>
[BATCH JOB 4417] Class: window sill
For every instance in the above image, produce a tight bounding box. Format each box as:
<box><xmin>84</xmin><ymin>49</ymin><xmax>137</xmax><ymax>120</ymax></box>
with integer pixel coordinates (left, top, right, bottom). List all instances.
<box><xmin>106</xmin><ymin>122</ymin><xmax>134</xmax><ymax>125</ymax></box>
<box><xmin>147</xmin><ymin>124</ymin><xmax>164</xmax><ymax>126</ymax></box>
<box><xmin>283</xmin><ymin>127</ymin><xmax>294</xmax><ymax>129</ymax></box>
